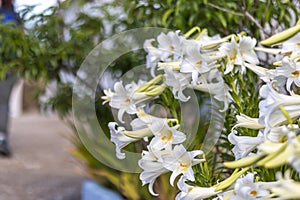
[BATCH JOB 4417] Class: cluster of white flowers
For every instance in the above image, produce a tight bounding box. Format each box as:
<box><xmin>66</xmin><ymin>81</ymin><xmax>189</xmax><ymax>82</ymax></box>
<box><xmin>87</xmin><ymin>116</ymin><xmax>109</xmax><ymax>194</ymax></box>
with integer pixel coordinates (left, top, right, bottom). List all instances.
<box><xmin>144</xmin><ymin>30</ymin><xmax>261</xmax><ymax>112</ymax></box>
<box><xmin>102</xmin><ymin>24</ymin><xmax>300</xmax><ymax>199</ymax></box>
<box><xmin>221</xmin><ymin>30</ymin><xmax>300</xmax><ymax>199</ymax></box>
<box><xmin>227</xmin><ymin>31</ymin><xmax>300</xmax><ymax>165</ymax></box>
<box><xmin>104</xmin><ymin>102</ymin><xmax>204</xmax><ymax>194</ymax></box>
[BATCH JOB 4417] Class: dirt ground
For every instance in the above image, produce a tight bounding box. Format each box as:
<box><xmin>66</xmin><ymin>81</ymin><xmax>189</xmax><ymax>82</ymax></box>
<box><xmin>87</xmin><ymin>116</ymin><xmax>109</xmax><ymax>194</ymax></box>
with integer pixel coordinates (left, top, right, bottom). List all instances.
<box><xmin>0</xmin><ymin>112</ymin><xmax>84</xmax><ymax>200</ymax></box>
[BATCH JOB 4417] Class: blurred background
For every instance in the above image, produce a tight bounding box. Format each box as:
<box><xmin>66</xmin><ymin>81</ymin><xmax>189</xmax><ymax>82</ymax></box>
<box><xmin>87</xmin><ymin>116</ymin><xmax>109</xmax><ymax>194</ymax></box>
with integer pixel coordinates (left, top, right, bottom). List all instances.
<box><xmin>0</xmin><ymin>0</ymin><xmax>299</xmax><ymax>199</ymax></box>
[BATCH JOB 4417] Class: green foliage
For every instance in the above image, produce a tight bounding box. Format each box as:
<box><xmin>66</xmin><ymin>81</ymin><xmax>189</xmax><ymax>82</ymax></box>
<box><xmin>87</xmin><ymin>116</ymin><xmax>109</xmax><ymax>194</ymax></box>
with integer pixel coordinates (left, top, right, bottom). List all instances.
<box><xmin>121</xmin><ymin>0</ymin><xmax>298</xmax><ymax>38</ymax></box>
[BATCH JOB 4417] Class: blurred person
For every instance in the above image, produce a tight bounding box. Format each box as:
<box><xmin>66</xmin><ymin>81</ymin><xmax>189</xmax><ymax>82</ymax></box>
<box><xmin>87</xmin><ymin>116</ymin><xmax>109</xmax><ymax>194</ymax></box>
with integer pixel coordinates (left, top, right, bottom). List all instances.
<box><xmin>0</xmin><ymin>0</ymin><xmax>21</xmax><ymax>156</ymax></box>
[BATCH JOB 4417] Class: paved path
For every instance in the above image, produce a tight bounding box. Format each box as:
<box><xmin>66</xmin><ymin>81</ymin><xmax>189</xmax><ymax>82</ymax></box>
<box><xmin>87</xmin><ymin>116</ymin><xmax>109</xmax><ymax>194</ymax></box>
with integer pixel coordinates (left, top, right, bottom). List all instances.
<box><xmin>0</xmin><ymin>112</ymin><xmax>84</xmax><ymax>200</ymax></box>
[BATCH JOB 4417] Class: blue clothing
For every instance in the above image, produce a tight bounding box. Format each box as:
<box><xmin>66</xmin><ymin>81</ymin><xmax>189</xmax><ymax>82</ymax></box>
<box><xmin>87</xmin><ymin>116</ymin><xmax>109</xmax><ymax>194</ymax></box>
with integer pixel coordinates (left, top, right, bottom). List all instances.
<box><xmin>0</xmin><ymin>6</ymin><xmax>21</xmax><ymax>24</ymax></box>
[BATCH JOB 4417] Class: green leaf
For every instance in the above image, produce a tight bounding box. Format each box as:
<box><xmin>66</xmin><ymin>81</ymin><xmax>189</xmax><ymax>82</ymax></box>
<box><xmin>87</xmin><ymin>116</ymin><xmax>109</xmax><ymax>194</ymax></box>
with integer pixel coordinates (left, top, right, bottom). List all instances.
<box><xmin>216</xmin><ymin>13</ymin><xmax>227</xmax><ymax>28</ymax></box>
<box><xmin>162</xmin><ymin>8</ymin><xmax>174</xmax><ymax>26</ymax></box>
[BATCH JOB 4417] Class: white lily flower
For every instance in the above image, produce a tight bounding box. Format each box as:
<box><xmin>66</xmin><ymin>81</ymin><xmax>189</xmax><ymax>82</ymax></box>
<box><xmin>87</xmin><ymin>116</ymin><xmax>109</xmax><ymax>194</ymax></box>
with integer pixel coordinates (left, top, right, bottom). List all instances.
<box><xmin>219</xmin><ymin>35</ymin><xmax>259</xmax><ymax>74</ymax></box>
<box><xmin>230</xmin><ymin>173</ymin><xmax>270</xmax><ymax>200</ymax></box>
<box><xmin>135</xmin><ymin>108</ymin><xmax>165</xmax><ymax>124</ymax></box>
<box><xmin>228</xmin><ymin>130</ymin><xmax>264</xmax><ymax>159</ymax></box>
<box><xmin>144</xmin><ymin>31</ymin><xmax>185</xmax><ymax>76</ymax></box>
<box><xmin>175</xmin><ymin>176</ymin><xmax>220</xmax><ymax>200</ymax></box>
<box><xmin>144</xmin><ymin>39</ymin><xmax>163</xmax><ymax>76</ymax></box>
<box><xmin>130</xmin><ymin>117</ymin><xmax>148</xmax><ymax>131</ymax></box>
<box><xmin>219</xmin><ymin>36</ymin><xmax>239</xmax><ymax>74</ymax></box>
<box><xmin>282</xmin><ymin>32</ymin><xmax>300</xmax><ymax>56</ymax></box>
<box><xmin>232</xmin><ymin>114</ymin><xmax>265</xmax><ymax>130</ymax></box>
<box><xmin>265</xmin><ymin>125</ymin><xmax>296</xmax><ymax>142</ymax></box>
<box><xmin>180</xmin><ymin>43</ymin><xmax>216</xmax><ymax>85</ymax></box>
<box><xmin>262</xmin><ymin>104</ymin><xmax>300</xmax><ymax>129</ymax></box>
<box><xmin>108</xmin><ymin>82</ymin><xmax>136</xmax><ymax>122</ymax></box>
<box><xmin>258</xmin><ymin>83</ymin><xmax>300</xmax><ymax>127</ymax></box>
<box><xmin>101</xmin><ymin>88</ymin><xmax>114</xmax><ymax>105</ymax></box>
<box><xmin>259</xmin><ymin>171</ymin><xmax>300</xmax><ymax>199</ymax></box>
<box><xmin>157</xmin><ymin>31</ymin><xmax>184</xmax><ymax>62</ymax></box>
<box><xmin>271</xmin><ymin>171</ymin><xmax>300</xmax><ymax>199</ymax></box>
<box><xmin>132</xmin><ymin>108</ymin><xmax>184</xmax><ymax>146</ymax></box>
<box><xmin>164</xmin><ymin>67</ymin><xmax>191</xmax><ymax>102</ymax></box>
<box><xmin>162</xmin><ymin>144</ymin><xmax>204</xmax><ymax>186</ymax></box>
<box><xmin>193</xmin><ymin>69</ymin><xmax>232</xmax><ymax>111</ymax></box>
<box><xmin>194</xmin><ymin>82</ymin><xmax>232</xmax><ymax>112</ymax></box>
<box><xmin>138</xmin><ymin>147</ymin><xmax>170</xmax><ymax>196</ymax></box>
<box><xmin>212</xmin><ymin>83</ymin><xmax>232</xmax><ymax>112</ymax></box>
<box><xmin>105</xmin><ymin>81</ymin><xmax>151</xmax><ymax>123</ymax></box>
<box><xmin>133</xmin><ymin>108</ymin><xmax>178</xmax><ymax>129</ymax></box>
<box><xmin>108</xmin><ymin>121</ymin><xmax>154</xmax><ymax>159</ymax></box>
<box><xmin>275</xmin><ymin>57</ymin><xmax>300</xmax><ymax>91</ymax></box>
<box><xmin>130</xmin><ymin>108</ymin><xmax>162</xmax><ymax>130</ymax></box>
<box><xmin>149</xmin><ymin>119</ymin><xmax>186</xmax><ymax>150</ymax></box>
<box><xmin>238</xmin><ymin>35</ymin><xmax>259</xmax><ymax>65</ymax></box>
<box><xmin>108</xmin><ymin>122</ymin><xmax>139</xmax><ymax>159</ymax></box>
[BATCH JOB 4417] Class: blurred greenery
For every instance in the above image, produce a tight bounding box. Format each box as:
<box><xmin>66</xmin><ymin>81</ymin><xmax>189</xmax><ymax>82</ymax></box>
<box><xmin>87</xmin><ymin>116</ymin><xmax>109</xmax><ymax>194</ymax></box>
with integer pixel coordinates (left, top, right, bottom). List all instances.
<box><xmin>0</xmin><ymin>0</ymin><xmax>299</xmax><ymax>199</ymax></box>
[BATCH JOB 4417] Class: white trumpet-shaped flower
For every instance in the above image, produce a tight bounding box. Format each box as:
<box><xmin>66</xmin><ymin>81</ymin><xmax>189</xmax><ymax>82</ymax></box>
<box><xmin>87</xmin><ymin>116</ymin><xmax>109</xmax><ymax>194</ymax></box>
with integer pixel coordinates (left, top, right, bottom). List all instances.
<box><xmin>230</xmin><ymin>173</ymin><xmax>270</xmax><ymax>200</ymax></box>
<box><xmin>144</xmin><ymin>31</ymin><xmax>184</xmax><ymax>76</ymax></box>
<box><xmin>157</xmin><ymin>31</ymin><xmax>184</xmax><ymax>62</ymax></box>
<box><xmin>164</xmin><ymin>67</ymin><xmax>191</xmax><ymax>102</ymax></box>
<box><xmin>180</xmin><ymin>43</ymin><xmax>215</xmax><ymax>85</ymax></box>
<box><xmin>108</xmin><ymin>121</ymin><xmax>153</xmax><ymax>159</ymax></box>
<box><xmin>193</xmin><ymin>69</ymin><xmax>232</xmax><ymax>112</ymax></box>
<box><xmin>275</xmin><ymin>57</ymin><xmax>300</xmax><ymax>91</ymax></box>
<box><xmin>259</xmin><ymin>171</ymin><xmax>300</xmax><ymax>200</ymax></box>
<box><xmin>238</xmin><ymin>35</ymin><xmax>259</xmax><ymax>64</ymax></box>
<box><xmin>101</xmin><ymin>88</ymin><xmax>114</xmax><ymax>105</ymax></box>
<box><xmin>282</xmin><ymin>32</ymin><xmax>300</xmax><ymax>56</ymax></box>
<box><xmin>130</xmin><ymin>108</ymin><xmax>162</xmax><ymax>130</ymax></box>
<box><xmin>131</xmin><ymin>108</ymin><xmax>184</xmax><ymax>146</ymax></box>
<box><xmin>138</xmin><ymin>147</ymin><xmax>170</xmax><ymax>196</ymax></box>
<box><xmin>259</xmin><ymin>83</ymin><xmax>300</xmax><ymax>127</ymax></box>
<box><xmin>219</xmin><ymin>35</ymin><xmax>259</xmax><ymax>74</ymax></box>
<box><xmin>135</xmin><ymin>108</ymin><xmax>166</xmax><ymax>126</ymax></box>
<box><xmin>144</xmin><ymin>39</ymin><xmax>163</xmax><ymax>76</ymax></box>
<box><xmin>103</xmin><ymin>81</ymin><xmax>150</xmax><ymax>123</ymax></box>
<box><xmin>265</xmin><ymin>125</ymin><xmax>295</xmax><ymax>142</ymax></box>
<box><xmin>228</xmin><ymin>130</ymin><xmax>264</xmax><ymax>159</ymax></box>
<box><xmin>162</xmin><ymin>144</ymin><xmax>204</xmax><ymax>186</ymax></box>
<box><xmin>108</xmin><ymin>122</ymin><xmax>139</xmax><ymax>159</ymax></box>
<box><xmin>175</xmin><ymin>176</ymin><xmax>220</xmax><ymax>200</ymax></box>
<box><xmin>149</xmin><ymin>119</ymin><xmax>186</xmax><ymax>150</ymax></box>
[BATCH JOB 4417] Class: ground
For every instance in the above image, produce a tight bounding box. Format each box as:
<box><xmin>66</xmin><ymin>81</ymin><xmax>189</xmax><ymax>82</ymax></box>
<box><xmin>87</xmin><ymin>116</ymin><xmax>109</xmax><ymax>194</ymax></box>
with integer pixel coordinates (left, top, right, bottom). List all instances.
<box><xmin>0</xmin><ymin>112</ymin><xmax>84</xmax><ymax>200</ymax></box>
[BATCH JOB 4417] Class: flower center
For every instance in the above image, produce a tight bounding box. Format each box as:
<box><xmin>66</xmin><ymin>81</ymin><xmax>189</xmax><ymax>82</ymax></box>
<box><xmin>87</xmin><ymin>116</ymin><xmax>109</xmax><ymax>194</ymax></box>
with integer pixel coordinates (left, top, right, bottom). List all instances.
<box><xmin>196</xmin><ymin>60</ymin><xmax>202</xmax><ymax>65</ymax></box>
<box><xmin>161</xmin><ymin>131</ymin><xmax>172</xmax><ymax>142</ymax></box>
<box><xmin>230</xmin><ymin>55</ymin><xmax>236</xmax><ymax>61</ymax></box>
<box><xmin>291</xmin><ymin>70</ymin><xmax>300</xmax><ymax>77</ymax></box>
<box><xmin>179</xmin><ymin>162</ymin><xmax>189</xmax><ymax>172</ymax></box>
<box><xmin>230</xmin><ymin>49</ymin><xmax>237</xmax><ymax>63</ymax></box>
<box><xmin>249</xmin><ymin>190</ymin><xmax>257</xmax><ymax>196</ymax></box>
<box><xmin>121</xmin><ymin>98</ymin><xmax>131</xmax><ymax>107</ymax></box>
